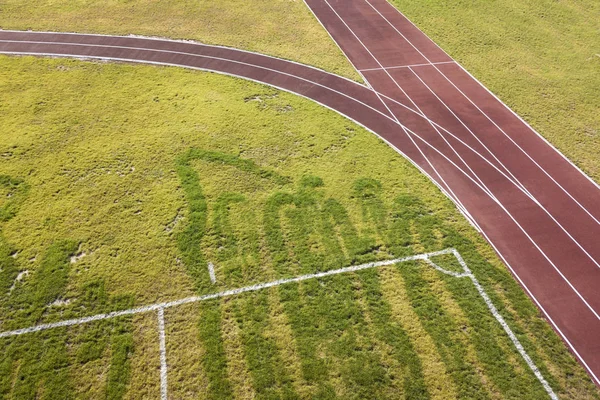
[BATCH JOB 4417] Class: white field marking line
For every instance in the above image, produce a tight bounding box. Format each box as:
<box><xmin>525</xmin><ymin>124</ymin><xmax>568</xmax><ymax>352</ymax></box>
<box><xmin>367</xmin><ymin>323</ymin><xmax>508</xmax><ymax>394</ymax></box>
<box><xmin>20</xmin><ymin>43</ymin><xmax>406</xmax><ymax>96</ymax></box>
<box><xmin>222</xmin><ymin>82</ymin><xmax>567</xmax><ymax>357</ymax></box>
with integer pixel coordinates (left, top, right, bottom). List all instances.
<box><xmin>404</xmin><ymin>65</ymin><xmax>600</xmax><ymax>268</ymax></box>
<box><xmin>320</xmin><ymin>0</ymin><xmax>497</xmax><ymax>201</ymax></box>
<box><xmin>406</xmin><ymin>128</ymin><xmax>600</xmax><ymax>321</ymax></box>
<box><xmin>425</xmin><ymin>251</ymin><xmax>558</xmax><ymax>399</ymax></box>
<box><xmin>0</xmin><ymin>29</ymin><xmax>367</xmax><ymax>89</ymax></box>
<box><xmin>299</xmin><ymin>2</ymin><xmax>371</xmax><ymax>88</ymax></box>
<box><xmin>367</xmin><ymin>0</ymin><xmax>600</xmax><ymax>219</ymax></box>
<box><xmin>0</xmin><ymin>251</ymin><xmax>449</xmax><ymax>338</ymax></box>
<box><xmin>207</xmin><ymin>262</ymin><xmax>216</xmax><ymax>284</ymax></box>
<box><xmin>477</xmin><ymin>227</ymin><xmax>600</xmax><ymax>387</ymax></box>
<box><xmin>157</xmin><ymin>308</ymin><xmax>168</xmax><ymax>400</ymax></box>
<box><xmin>0</xmin><ymin>50</ymin><xmax>482</xmax><ymax>233</ymax></box>
<box><xmin>0</xmin><ymin>40</ymin><xmax>402</xmax><ymax>126</ymax></box>
<box><xmin>358</xmin><ymin>60</ymin><xmax>455</xmax><ymax>71</ymax></box>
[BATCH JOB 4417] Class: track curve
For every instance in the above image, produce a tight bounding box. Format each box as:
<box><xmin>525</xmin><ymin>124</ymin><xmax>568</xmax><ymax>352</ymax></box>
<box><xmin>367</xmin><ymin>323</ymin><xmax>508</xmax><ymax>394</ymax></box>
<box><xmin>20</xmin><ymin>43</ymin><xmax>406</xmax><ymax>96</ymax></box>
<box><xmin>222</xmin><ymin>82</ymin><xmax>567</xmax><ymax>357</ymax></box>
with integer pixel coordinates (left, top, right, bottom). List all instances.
<box><xmin>1</xmin><ymin>23</ymin><xmax>600</xmax><ymax>387</ymax></box>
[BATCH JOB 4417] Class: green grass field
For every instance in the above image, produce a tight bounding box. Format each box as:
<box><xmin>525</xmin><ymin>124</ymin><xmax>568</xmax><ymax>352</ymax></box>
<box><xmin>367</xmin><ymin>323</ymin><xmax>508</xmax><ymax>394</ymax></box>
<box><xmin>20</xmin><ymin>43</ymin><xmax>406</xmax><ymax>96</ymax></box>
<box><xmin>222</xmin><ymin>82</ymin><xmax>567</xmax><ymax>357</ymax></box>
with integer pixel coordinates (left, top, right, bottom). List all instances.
<box><xmin>1</xmin><ymin>56</ymin><xmax>598</xmax><ymax>399</ymax></box>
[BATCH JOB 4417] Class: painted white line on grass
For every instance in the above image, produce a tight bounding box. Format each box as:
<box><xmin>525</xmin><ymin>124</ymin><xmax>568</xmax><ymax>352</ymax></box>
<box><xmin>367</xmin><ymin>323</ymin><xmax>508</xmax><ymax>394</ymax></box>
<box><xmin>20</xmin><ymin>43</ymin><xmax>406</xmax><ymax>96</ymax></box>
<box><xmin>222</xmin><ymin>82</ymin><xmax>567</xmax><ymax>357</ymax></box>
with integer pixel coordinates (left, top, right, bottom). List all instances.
<box><xmin>426</xmin><ymin>251</ymin><xmax>558</xmax><ymax>399</ymax></box>
<box><xmin>157</xmin><ymin>308</ymin><xmax>168</xmax><ymax>400</ymax></box>
<box><xmin>208</xmin><ymin>262</ymin><xmax>216</xmax><ymax>284</ymax></box>
<box><xmin>0</xmin><ymin>251</ymin><xmax>436</xmax><ymax>338</ymax></box>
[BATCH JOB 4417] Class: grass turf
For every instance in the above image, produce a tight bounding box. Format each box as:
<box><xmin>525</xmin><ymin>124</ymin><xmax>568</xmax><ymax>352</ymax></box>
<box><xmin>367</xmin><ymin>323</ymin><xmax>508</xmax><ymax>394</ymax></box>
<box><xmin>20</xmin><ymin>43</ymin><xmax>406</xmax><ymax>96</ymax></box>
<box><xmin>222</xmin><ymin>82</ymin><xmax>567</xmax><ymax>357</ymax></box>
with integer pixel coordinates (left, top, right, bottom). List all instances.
<box><xmin>390</xmin><ymin>0</ymin><xmax>600</xmax><ymax>182</ymax></box>
<box><xmin>0</xmin><ymin>0</ymin><xmax>360</xmax><ymax>82</ymax></box>
<box><xmin>1</xmin><ymin>56</ymin><xmax>599</xmax><ymax>398</ymax></box>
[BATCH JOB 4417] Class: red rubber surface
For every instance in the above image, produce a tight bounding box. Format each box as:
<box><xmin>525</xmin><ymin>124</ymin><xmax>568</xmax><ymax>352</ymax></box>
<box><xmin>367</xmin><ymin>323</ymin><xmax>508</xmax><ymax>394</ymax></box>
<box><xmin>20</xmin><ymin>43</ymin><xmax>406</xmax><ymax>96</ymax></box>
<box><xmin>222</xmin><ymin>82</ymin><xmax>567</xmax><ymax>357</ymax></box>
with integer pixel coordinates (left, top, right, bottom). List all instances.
<box><xmin>1</xmin><ymin>0</ymin><xmax>599</xmax><ymax>386</ymax></box>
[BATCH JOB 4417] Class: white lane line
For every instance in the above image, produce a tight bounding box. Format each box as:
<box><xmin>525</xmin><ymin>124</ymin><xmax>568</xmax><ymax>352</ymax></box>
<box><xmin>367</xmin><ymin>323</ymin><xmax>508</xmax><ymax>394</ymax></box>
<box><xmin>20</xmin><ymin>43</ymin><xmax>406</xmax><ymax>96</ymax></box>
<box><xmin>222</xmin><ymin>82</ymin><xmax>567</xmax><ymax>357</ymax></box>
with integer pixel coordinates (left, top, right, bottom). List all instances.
<box><xmin>359</xmin><ymin>60</ymin><xmax>455</xmax><ymax>71</ymax></box>
<box><xmin>300</xmin><ymin>1</ymin><xmax>372</xmax><ymax>88</ymax></box>
<box><xmin>357</xmin><ymin>65</ymin><xmax>478</xmax><ymax>224</ymax></box>
<box><xmin>404</xmin><ymin>66</ymin><xmax>600</xmax><ymax>269</ymax></box>
<box><xmin>426</xmin><ymin>251</ymin><xmax>558</xmax><ymax>399</ymax></box>
<box><xmin>365</xmin><ymin>0</ymin><xmax>600</xmax><ymax>224</ymax></box>
<box><xmin>0</xmin><ymin>29</ymin><xmax>367</xmax><ymax>89</ymax></box>
<box><xmin>207</xmin><ymin>262</ymin><xmax>216</xmax><ymax>284</ymax></box>
<box><xmin>157</xmin><ymin>308</ymin><xmax>168</xmax><ymax>400</ymax></box>
<box><xmin>406</xmin><ymin>65</ymin><xmax>532</xmax><ymax>196</ymax></box>
<box><xmin>320</xmin><ymin>0</ymin><xmax>498</xmax><ymax>211</ymax></box>
<box><xmin>375</xmin><ymin>0</ymin><xmax>600</xmax><ymax>192</ymax></box>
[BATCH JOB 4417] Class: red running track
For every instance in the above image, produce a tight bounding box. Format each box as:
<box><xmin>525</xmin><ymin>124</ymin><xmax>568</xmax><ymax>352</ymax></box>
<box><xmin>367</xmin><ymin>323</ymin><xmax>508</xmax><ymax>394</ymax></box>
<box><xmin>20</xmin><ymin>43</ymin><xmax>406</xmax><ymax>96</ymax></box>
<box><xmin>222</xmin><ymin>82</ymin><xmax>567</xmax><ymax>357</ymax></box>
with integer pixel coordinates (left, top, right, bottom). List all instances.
<box><xmin>0</xmin><ymin>0</ymin><xmax>599</xmax><ymax>387</ymax></box>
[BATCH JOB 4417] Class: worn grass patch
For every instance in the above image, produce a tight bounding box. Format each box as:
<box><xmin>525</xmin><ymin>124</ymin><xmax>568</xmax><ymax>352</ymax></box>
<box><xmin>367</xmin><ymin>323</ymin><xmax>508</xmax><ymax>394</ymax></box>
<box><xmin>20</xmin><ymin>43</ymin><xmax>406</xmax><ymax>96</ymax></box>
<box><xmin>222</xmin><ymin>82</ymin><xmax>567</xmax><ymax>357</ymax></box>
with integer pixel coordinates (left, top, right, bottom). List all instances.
<box><xmin>391</xmin><ymin>0</ymin><xmax>600</xmax><ymax>181</ymax></box>
<box><xmin>0</xmin><ymin>56</ymin><xmax>598</xmax><ymax>398</ymax></box>
<box><xmin>0</xmin><ymin>0</ymin><xmax>360</xmax><ymax>81</ymax></box>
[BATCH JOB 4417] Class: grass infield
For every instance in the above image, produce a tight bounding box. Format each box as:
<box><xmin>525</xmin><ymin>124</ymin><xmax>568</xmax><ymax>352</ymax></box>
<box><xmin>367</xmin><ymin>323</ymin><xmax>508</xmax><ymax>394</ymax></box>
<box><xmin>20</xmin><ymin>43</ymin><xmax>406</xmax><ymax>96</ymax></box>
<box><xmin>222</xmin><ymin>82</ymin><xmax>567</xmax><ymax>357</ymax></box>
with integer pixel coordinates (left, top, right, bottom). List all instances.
<box><xmin>0</xmin><ymin>56</ymin><xmax>598</xmax><ymax>398</ymax></box>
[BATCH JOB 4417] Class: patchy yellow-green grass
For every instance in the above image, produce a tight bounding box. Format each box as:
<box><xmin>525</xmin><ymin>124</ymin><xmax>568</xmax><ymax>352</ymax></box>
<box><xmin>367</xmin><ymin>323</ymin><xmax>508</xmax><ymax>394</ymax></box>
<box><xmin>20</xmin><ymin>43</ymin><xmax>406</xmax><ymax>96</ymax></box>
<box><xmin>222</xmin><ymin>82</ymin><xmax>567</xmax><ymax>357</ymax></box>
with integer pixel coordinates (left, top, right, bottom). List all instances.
<box><xmin>0</xmin><ymin>0</ymin><xmax>360</xmax><ymax>81</ymax></box>
<box><xmin>391</xmin><ymin>0</ymin><xmax>600</xmax><ymax>182</ymax></box>
<box><xmin>0</xmin><ymin>56</ymin><xmax>598</xmax><ymax>398</ymax></box>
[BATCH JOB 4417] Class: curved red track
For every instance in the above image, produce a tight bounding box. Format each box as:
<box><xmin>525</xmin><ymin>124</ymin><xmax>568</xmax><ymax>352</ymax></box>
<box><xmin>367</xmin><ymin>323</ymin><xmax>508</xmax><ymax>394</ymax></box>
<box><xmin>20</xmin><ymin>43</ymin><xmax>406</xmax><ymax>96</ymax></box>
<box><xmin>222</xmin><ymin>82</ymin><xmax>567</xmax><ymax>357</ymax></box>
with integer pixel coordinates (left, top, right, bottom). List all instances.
<box><xmin>1</xmin><ymin>0</ymin><xmax>599</xmax><ymax>387</ymax></box>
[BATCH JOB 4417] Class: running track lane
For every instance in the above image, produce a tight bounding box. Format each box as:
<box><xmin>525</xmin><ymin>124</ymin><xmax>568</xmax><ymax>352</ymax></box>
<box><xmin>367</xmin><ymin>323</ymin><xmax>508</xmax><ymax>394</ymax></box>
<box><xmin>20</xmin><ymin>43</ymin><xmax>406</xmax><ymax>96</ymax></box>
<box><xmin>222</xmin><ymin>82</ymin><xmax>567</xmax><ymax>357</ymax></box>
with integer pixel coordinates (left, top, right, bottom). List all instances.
<box><xmin>305</xmin><ymin>0</ymin><xmax>600</xmax><ymax>386</ymax></box>
<box><xmin>1</xmin><ymin>24</ymin><xmax>600</xmax><ymax>387</ymax></box>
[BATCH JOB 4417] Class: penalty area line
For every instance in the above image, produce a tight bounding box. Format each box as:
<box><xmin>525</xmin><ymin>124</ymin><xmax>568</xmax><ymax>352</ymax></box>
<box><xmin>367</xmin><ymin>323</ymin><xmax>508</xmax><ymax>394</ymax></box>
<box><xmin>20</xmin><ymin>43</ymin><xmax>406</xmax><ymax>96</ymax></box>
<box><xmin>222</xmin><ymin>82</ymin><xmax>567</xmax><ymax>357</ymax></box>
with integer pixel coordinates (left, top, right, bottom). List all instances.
<box><xmin>0</xmin><ymin>249</ymin><xmax>452</xmax><ymax>338</ymax></box>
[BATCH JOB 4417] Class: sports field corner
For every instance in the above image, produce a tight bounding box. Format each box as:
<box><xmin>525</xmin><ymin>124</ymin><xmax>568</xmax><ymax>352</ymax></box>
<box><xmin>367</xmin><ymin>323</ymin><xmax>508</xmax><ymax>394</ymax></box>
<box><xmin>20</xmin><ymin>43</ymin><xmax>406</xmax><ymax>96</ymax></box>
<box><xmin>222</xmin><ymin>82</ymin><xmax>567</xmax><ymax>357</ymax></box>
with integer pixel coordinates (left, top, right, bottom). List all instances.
<box><xmin>1</xmin><ymin>0</ymin><xmax>600</xmax><ymax>399</ymax></box>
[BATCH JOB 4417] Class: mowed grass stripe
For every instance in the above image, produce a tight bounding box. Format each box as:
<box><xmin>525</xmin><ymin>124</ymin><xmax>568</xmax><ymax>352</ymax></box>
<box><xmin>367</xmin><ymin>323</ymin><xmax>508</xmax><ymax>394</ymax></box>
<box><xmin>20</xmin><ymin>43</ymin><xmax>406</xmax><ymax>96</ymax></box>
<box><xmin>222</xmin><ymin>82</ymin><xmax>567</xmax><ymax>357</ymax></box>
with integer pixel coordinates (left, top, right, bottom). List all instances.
<box><xmin>357</xmin><ymin>267</ymin><xmax>429</xmax><ymax>398</ymax></box>
<box><xmin>197</xmin><ymin>299</ymin><xmax>234</xmax><ymax>399</ymax></box>
<box><xmin>233</xmin><ymin>290</ymin><xmax>299</xmax><ymax>399</ymax></box>
<box><xmin>221</xmin><ymin>298</ymin><xmax>256</xmax><ymax>400</ymax></box>
<box><xmin>398</xmin><ymin>261</ymin><xmax>490</xmax><ymax>399</ymax></box>
<box><xmin>162</xmin><ymin>304</ymin><xmax>209</xmax><ymax>399</ymax></box>
<box><xmin>378</xmin><ymin>265</ymin><xmax>457</xmax><ymax>399</ymax></box>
